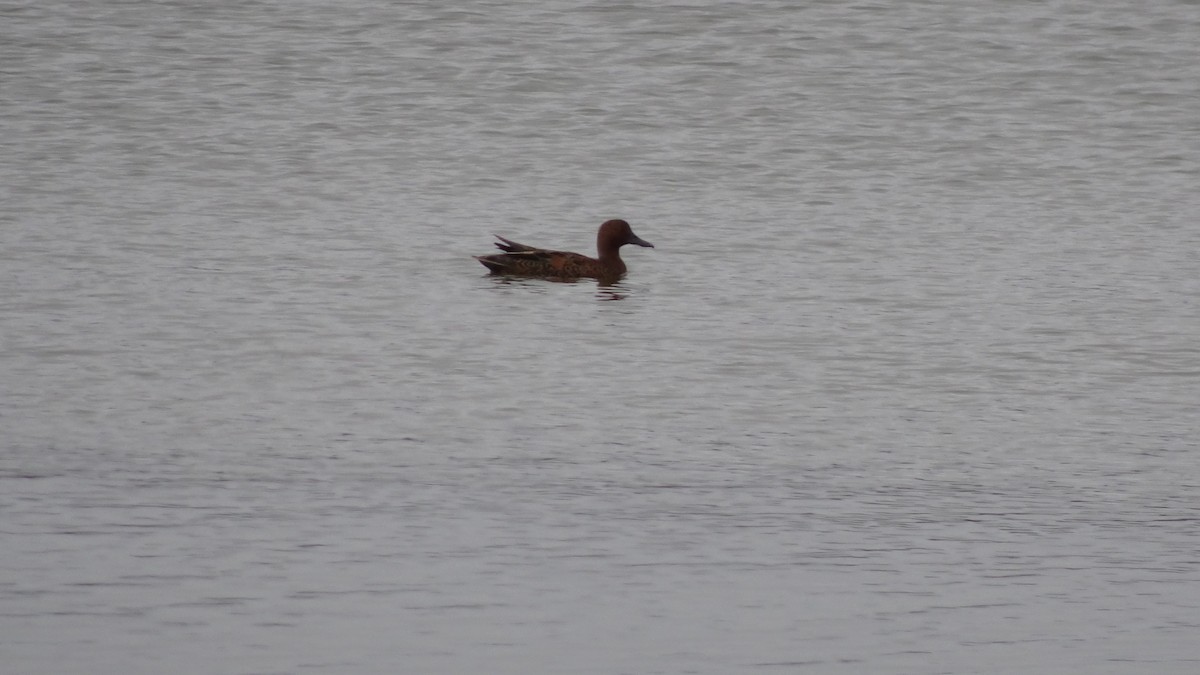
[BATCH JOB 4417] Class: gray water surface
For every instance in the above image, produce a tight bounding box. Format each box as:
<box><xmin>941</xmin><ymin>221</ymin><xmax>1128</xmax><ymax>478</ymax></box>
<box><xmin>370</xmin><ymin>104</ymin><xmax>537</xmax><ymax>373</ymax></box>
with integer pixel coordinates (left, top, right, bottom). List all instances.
<box><xmin>3</xmin><ymin>1</ymin><xmax>1199</xmax><ymax>673</ymax></box>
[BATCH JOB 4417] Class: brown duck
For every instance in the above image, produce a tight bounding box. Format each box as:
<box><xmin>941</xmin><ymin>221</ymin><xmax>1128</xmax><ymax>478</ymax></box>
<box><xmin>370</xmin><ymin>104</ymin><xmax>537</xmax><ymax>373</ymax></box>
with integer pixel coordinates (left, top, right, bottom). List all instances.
<box><xmin>475</xmin><ymin>219</ymin><xmax>654</xmax><ymax>280</ymax></box>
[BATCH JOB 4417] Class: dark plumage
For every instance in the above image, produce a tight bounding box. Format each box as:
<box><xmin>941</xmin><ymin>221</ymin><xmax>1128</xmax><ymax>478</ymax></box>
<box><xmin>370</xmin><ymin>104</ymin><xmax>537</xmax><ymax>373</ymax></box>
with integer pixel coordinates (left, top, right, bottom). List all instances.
<box><xmin>475</xmin><ymin>219</ymin><xmax>654</xmax><ymax>280</ymax></box>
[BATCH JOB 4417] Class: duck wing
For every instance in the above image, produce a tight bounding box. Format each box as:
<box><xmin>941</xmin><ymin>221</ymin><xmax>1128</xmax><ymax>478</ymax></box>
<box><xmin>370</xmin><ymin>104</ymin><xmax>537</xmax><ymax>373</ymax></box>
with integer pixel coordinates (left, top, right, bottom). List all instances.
<box><xmin>476</xmin><ymin>247</ymin><xmax>597</xmax><ymax>276</ymax></box>
<box><xmin>492</xmin><ymin>235</ymin><xmax>542</xmax><ymax>254</ymax></box>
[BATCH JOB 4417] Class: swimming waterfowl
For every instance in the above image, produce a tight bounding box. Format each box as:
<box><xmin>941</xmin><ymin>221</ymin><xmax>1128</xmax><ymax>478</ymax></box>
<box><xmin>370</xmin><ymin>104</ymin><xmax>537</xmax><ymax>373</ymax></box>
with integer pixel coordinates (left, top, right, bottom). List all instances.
<box><xmin>475</xmin><ymin>219</ymin><xmax>654</xmax><ymax>280</ymax></box>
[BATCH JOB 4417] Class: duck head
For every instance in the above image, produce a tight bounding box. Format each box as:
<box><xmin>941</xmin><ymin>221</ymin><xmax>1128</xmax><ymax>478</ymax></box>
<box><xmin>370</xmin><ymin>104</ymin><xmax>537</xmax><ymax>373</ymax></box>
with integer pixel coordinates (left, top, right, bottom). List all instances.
<box><xmin>597</xmin><ymin>219</ymin><xmax>654</xmax><ymax>257</ymax></box>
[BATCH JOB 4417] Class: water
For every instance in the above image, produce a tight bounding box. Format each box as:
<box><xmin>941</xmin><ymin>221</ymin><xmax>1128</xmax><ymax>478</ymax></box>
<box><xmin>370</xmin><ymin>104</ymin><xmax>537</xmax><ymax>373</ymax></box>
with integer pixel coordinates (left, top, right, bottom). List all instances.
<box><xmin>3</xmin><ymin>1</ymin><xmax>1199</xmax><ymax>673</ymax></box>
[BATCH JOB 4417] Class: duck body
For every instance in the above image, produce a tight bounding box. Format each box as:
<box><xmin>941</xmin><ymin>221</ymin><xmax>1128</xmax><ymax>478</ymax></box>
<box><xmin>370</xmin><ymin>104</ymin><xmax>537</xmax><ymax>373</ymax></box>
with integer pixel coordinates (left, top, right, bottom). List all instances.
<box><xmin>475</xmin><ymin>219</ymin><xmax>653</xmax><ymax>280</ymax></box>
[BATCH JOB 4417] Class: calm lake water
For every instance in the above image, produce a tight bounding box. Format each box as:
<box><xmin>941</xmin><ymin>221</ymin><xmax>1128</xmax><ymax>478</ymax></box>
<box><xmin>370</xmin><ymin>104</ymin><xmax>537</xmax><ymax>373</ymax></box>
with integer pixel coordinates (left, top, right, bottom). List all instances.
<box><xmin>3</xmin><ymin>1</ymin><xmax>1199</xmax><ymax>673</ymax></box>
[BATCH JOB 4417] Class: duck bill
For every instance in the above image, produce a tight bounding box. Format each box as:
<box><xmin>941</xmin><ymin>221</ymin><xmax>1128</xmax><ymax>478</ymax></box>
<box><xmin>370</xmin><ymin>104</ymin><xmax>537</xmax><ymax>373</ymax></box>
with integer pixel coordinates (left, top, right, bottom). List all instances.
<box><xmin>629</xmin><ymin>234</ymin><xmax>654</xmax><ymax>248</ymax></box>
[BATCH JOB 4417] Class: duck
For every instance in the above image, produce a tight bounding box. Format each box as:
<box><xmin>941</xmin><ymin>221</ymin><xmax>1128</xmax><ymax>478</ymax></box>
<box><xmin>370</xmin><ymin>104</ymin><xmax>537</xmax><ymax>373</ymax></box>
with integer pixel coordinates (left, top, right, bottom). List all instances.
<box><xmin>475</xmin><ymin>219</ymin><xmax>654</xmax><ymax>280</ymax></box>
